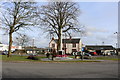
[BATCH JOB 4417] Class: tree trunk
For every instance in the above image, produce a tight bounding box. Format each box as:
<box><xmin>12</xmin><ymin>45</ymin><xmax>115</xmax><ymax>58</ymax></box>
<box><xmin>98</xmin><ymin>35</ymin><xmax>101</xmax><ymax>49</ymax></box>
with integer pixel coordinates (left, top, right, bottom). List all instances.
<box><xmin>57</xmin><ymin>35</ymin><xmax>60</xmax><ymax>51</ymax></box>
<box><xmin>7</xmin><ymin>32</ymin><xmax>12</xmax><ymax>57</ymax></box>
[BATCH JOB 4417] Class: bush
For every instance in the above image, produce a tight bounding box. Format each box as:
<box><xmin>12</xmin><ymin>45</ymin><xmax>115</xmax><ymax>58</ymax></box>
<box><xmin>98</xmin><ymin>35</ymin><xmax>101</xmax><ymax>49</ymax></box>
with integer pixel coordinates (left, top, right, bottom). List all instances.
<box><xmin>27</xmin><ymin>55</ymin><xmax>39</xmax><ymax>60</ymax></box>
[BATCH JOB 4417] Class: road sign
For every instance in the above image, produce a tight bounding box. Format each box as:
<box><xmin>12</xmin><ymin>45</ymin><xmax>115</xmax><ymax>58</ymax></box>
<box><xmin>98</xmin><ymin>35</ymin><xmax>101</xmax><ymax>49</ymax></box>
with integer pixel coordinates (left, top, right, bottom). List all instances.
<box><xmin>81</xmin><ymin>47</ymin><xmax>85</xmax><ymax>51</ymax></box>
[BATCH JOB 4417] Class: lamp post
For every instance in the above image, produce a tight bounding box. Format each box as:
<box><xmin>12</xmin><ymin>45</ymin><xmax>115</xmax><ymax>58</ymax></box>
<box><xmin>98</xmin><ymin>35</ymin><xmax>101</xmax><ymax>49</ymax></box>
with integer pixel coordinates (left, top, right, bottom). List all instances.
<box><xmin>114</xmin><ymin>32</ymin><xmax>120</xmax><ymax>55</ymax></box>
<box><xmin>114</xmin><ymin>32</ymin><xmax>119</xmax><ymax>48</ymax></box>
<box><xmin>102</xmin><ymin>41</ymin><xmax>104</xmax><ymax>45</ymax></box>
<box><xmin>32</xmin><ymin>38</ymin><xmax>35</xmax><ymax>47</ymax></box>
<box><xmin>32</xmin><ymin>38</ymin><xmax>35</xmax><ymax>54</ymax></box>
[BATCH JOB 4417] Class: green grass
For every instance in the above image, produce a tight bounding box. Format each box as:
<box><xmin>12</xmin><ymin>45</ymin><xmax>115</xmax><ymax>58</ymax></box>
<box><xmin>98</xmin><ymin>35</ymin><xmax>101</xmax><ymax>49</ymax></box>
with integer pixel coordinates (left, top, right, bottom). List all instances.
<box><xmin>0</xmin><ymin>55</ymin><xmax>2</xmax><ymax>60</ymax></box>
<box><xmin>1</xmin><ymin>55</ymin><xmax>119</xmax><ymax>63</ymax></box>
<box><xmin>68</xmin><ymin>55</ymin><xmax>120</xmax><ymax>61</ymax></box>
<box><xmin>69</xmin><ymin>56</ymin><xmax>75</xmax><ymax>58</ymax></box>
<box><xmin>93</xmin><ymin>56</ymin><xmax>119</xmax><ymax>61</ymax></box>
<box><xmin>0</xmin><ymin>55</ymin><xmax>101</xmax><ymax>63</ymax></box>
<box><xmin>1</xmin><ymin>55</ymin><xmax>46</xmax><ymax>62</ymax></box>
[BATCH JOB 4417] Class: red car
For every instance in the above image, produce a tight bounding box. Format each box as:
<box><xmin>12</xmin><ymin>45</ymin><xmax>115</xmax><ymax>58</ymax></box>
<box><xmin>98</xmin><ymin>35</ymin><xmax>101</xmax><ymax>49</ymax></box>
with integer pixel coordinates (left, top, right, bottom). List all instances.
<box><xmin>89</xmin><ymin>52</ymin><xmax>97</xmax><ymax>56</ymax></box>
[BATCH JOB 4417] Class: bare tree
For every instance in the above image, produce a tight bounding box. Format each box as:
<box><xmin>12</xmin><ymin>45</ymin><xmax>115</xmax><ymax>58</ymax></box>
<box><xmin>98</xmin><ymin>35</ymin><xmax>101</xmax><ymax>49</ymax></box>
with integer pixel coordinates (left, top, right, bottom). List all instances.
<box><xmin>1</xmin><ymin>1</ymin><xmax>38</xmax><ymax>57</ymax></box>
<box><xmin>38</xmin><ymin>2</ymin><xmax>84</xmax><ymax>51</ymax></box>
<box><xmin>13</xmin><ymin>34</ymin><xmax>31</xmax><ymax>47</ymax></box>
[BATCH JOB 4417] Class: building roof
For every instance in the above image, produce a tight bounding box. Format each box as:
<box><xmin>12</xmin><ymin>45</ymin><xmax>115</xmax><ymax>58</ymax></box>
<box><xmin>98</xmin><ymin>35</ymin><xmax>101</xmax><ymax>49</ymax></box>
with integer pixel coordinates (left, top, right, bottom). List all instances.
<box><xmin>23</xmin><ymin>46</ymin><xmax>45</xmax><ymax>51</ymax></box>
<box><xmin>54</xmin><ymin>38</ymin><xmax>80</xmax><ymax>43</ymax></box>
<box><xmin>85</xmin><ymin>45</ymin><xmax>114</xmax><ymax>50</ymax></box>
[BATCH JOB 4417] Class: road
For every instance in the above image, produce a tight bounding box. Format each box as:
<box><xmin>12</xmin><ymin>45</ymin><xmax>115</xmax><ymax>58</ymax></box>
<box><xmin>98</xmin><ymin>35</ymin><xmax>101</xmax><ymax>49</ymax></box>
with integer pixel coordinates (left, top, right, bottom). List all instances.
<box><xmin>2</xmin><ymin>61</ymin><xmax>119</xmax><ymax>78</ymax></box>
<box><xmin>0</xmin><ymin>61</ymin><xmax>2</xmax><ymax>79</ymax></box>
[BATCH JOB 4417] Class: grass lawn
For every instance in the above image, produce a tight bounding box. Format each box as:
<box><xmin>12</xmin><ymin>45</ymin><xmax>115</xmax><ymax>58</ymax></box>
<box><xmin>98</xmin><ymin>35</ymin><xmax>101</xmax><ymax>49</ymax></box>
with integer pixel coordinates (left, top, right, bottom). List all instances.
<box><xmin>92</xmin><ymin>56</ymin><xmax>119</xmax><ymax>61</ymax></box>
<box><xmin>1</xmin><ymin>55</ymin><xmax>46</xmax><ymax>62</ymax></box>
<box><xmin>69</xmin><ymin>55</ymin><xmax>119</xmax><ymax>61</ymax></box>
<box><xmin>1</xmin><ymin>55</ymin><xmax>119</xmax><ymax>62</ymax></box>
<box><xmin>0</xmin><ymin>55</ymin><xmax>102</xmax><ymax>62</ymax></box>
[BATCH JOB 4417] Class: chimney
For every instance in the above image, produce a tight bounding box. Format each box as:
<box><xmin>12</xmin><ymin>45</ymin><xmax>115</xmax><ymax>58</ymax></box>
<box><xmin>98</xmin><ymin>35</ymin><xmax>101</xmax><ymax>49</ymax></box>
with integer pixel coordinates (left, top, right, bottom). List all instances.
<box><xmin>69</xmin><ymin>36</ymin><xmax>72</xmax><ymax>40</ymax></box>
<box><xmin>52</xmin><ymin>37</ymin><xmax>54</xmax><ymax>40</ymax></box>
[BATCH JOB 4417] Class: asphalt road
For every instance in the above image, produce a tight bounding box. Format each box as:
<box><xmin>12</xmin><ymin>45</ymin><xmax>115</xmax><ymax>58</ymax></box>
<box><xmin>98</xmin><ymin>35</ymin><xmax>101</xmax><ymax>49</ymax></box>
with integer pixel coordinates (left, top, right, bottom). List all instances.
<box><xmin>2</xmin><ymin>61</ymin><xmax>119</xmax><ymax>78</ymax></box>
<box><xmin>0</xmin><ymin>61</ymin><xmax>2</xmax><ymax>79</ymax></box>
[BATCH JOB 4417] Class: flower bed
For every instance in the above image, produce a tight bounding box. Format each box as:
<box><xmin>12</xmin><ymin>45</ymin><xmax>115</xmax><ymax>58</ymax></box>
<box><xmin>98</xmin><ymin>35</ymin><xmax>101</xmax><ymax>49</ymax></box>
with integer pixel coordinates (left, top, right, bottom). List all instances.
<box><xmin>56</xmin><ymin>54</ymin><xmax>68</xmax><ymax>57</ymax></box>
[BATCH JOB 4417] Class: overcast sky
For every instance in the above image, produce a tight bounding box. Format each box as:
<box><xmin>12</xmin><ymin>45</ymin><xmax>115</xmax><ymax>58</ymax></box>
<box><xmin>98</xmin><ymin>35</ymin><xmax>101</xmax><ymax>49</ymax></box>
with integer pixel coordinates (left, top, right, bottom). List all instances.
<box><xmin>0</xmin><ymin>2</ymin><xmax>118</xmax><ymax>48</ymax></box>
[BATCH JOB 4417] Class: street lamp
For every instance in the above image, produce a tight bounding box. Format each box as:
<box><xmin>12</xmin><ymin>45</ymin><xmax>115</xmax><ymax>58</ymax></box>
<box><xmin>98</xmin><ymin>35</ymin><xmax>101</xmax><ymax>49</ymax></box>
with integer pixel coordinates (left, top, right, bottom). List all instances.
<box><xmin>102</xmin><ymin>41</ymin><xmax>104</xmax><ymax>45</ymax></box>
<box><xmin>32</xmin><ymin>38</ymin><xmax>35</xmax><ymax>54</ymax></box>
<box><xmin>114</xmin><ymin>32</ymin><xmax>120</xmax><ymax>55</ymax></box>
<box><xmin>32</xmin><ymin>38</ymin><xmax>35</xmax><ymax>47</ymax></box>
<box><xmin>114</xmin><ymin>32</ymin><xmax>119</xmax><ymax>48</ymax></box>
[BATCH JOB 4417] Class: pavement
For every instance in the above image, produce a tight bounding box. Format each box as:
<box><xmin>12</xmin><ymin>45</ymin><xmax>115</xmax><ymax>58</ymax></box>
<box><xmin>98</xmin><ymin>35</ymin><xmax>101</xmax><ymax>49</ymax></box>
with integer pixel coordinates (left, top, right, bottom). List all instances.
<box><xmin>1</xmin><ymin>60</ymin><xmax>119</xmax><ymax>78</ymax></box>
<box><xmin>41</xmin><ymin>57</ymin><xmax>105</xmax><ymax>62</ymax></box>
<box><xmin>41</xmin><ymin>57</ymin><xmax>73</xmax><ymax>61</ymax></box>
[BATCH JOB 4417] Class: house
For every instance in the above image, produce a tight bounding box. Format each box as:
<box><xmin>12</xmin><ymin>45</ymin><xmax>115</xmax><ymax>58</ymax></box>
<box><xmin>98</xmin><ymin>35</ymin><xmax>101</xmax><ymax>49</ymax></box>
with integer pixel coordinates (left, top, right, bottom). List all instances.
<box><xmin>85</xmin><ymin>45</ymin><xmax>115</xmax><ymax>55</ymax></box>
<box><xmin>49</xmin><ymin>38</ymin><xmax>82</xmax><ymax>54</ymax></box>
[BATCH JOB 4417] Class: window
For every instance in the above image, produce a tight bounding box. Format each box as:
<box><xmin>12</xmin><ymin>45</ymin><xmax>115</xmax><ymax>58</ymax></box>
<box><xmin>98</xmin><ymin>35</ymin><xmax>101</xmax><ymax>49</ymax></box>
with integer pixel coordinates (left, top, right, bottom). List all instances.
<box><xmin>52</xmin><ymin>44</ymin><xmax>55</xmax><ymax>48</ymax></box>
<box><xmin>72</xmin><ymin>49</ymin><xmax>77</xmax><ymax>52</ymax></box>
<box><xmin>73</xmin><ymin>43</ymin><xmax>76</xmax><ymax>47</ymax></box>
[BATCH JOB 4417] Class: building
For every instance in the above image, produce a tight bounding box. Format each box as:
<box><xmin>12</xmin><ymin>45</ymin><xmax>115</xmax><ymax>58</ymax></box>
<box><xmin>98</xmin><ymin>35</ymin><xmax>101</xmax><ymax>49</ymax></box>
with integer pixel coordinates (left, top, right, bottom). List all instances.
<box><xmin>11</xmin><ymin>45</ymin><xmax>22</xmax><ymax>51</ymax></box>
<box><xmin>49</xmin><ymin>38</ymin><xmax>82</xmax><ymax>54</ymax></box>
<box><xmin>13</xmin><ymin>46</ymin><xmax>45</xmax><ymax>55</ymax></box>
<box><xmin>0</xmin><ymin>42</ymin><xmax>22</xmax><ymax>51</ymax></box>
<box><xmin>85</xmin><ymin>45</ymin><xmax>115</xmax><ymax>55</ymax></box>
<box><xmin>0</xmin><ymin>43</ymin><xmax>8</xmax><ymax>51</ymax></box>
<box><xmin>23</xmin><ymin>46</ymin><xmax>45</xmax><ymax>54</ymax></box>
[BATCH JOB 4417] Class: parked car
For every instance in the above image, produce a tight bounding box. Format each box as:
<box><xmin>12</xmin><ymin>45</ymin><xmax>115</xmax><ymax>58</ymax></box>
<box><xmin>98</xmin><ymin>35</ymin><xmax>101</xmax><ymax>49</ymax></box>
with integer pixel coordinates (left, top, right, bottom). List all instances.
<box><xmin>2</xmin><ymin>51</ymin><xmax>8</xmax><ymax>55</ymax></box>
<box><xmin>103</xmin><ymin>51</ymin><xmax>115</xmax><ymax>56</ymax></box>
<box><xmin>109</xmin><ymin>51</ymin><xmax>116</xmax><ymax>55</ymax></box>
<box><xmin>89</xmin><ymin>52</ymin><xmax>97</xmax><ymax>56</ymax></box>
<box><xmin>74</xmin><ymin>52</ymin><xmax>92</xmax><ymax>59</ymax></box>
<box><xmin>83</xmin><ymin>53</ymin><xmax>92</xmax><ymax>59</ymax></box>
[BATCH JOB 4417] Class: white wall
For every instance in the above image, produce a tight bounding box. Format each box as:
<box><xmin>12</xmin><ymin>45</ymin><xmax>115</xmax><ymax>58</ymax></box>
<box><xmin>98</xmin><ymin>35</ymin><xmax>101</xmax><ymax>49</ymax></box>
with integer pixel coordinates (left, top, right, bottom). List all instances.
<box><xmin>66</xmin><ymin>44</ymin><xmax>72</xmax><ymax>53</ymax></box>
<box><xmin>49</xmin><ymin>40</ymin><xmax>57</xmax><ymax>50</ymax></box>
<box><xmin>11</xmin><ymin>46</ymin><xmax>22</xmax><ymax>51</ymax></box>
<box><xmin>0</xmin><ymin>44</ymin><xmax>8</xmax><ymax>51</ymax></box>
<box><xmin>0</xmin><ymin>44</ymin><xmax>22</xmax><ymax>51</ymax></box>
<box><xmin>79</xmin><ymin>40</ymin><xmax>82</xmax><ymax>51</ymax></box>
<box><xmin>65</xmin><ymin>43</ymin><xmax>81</xmax><ymax>54</ymax></box>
